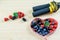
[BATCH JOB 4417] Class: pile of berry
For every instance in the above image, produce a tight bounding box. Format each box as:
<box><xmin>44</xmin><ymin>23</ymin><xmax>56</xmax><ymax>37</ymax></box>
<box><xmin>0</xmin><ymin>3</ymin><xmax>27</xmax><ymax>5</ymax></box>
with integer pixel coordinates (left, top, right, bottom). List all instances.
<box><xmin>4</xmin><ymin>11</ymin><xmax>25</xmax><ymax>21</ymax></box>
<box><xmin>31</xmin><ymin>18</ymin><xmax>58</xmax><ymax>36</ymax></box>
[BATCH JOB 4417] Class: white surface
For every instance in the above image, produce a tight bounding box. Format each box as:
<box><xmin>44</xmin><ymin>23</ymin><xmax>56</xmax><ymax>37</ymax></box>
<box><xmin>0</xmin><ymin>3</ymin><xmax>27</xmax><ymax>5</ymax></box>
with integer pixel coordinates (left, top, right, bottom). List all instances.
<box><xmin>0</xmin><ymin>0</ymin><xmax>60</xmax><ymax>40</ymax></box>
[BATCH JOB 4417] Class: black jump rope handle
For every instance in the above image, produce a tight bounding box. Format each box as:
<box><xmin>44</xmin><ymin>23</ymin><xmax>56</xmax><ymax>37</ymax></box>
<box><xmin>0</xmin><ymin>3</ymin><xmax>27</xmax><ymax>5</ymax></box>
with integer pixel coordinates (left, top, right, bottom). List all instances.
<box><xmin>32</xmin><ymin>2</ymin><xmax>60</xmax><ymax>17</ymax></box>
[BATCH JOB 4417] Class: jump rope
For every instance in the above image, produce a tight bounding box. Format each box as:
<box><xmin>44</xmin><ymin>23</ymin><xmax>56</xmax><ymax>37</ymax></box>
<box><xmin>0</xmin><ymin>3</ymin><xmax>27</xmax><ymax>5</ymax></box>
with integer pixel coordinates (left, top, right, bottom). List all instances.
<box><xmin>1</xmin><ymin>1</ymin><xmax>60</xmax><ymax>40</ymax></box>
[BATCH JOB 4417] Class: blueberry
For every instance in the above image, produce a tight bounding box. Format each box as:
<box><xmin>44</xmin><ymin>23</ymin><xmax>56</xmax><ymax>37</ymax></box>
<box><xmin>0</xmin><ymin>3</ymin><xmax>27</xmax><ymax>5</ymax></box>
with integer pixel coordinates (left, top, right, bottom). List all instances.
<box><xmin>38</xmin><ymin>22</ymin><xmax>42</xmax><ymax>25</ymax></box>
<box><xmin>31</xmin><ymin>21</ymin><xmax>37</xmax><ymax>28</ymax></box>
<box><xmin>36</xmin><ymin>19</ymin><xmax>41</xmax><ymax>24</ymax></box>
<box><xmin>45</xmin><ymin>32</ymin><xmax>49</xmax><ymax>35</ymax></box>
<box><xmin>42</xmin><ymin>27</ymin><xmax>49</xmax><ymax>32</ymax></box>
<box><xmin>42</xmin><ymin>27</ymin><xmax>47</xmax><ymax>30</ymax></box>
<box><xmin>38</xmin><ymin>32</ymin><xmax>42</xmax><ymax>35</ymax></box>
<box><xmin>41</xmin><ymin>31</ymin><xmax>46</xmax><ymax>36</ymax></box>
<box><xmin>42</xmin><ymin>32</ymin><xmax>48</xmax><ymax>36</ymax></box>
<box><xmin>43</xmin><ymin>28</ymin><xmax>47</xmax><ymax>31</ymax></box>
<box><xmin>37</xmin><ymin>29</ymin><xmax>40</xmax><ymax>32</ymax></box>
<box><xmin>45</xmin><ymin>19</ymin><xmax>49</xmax><ymax>21</ymax></box>
<box><xmin>40</xmin><ymin>26</ymin><xmax>42</xmax><ymax>29</ymax></box>
<box><xmin>33</xmin><ymin>25</ymin><xmax>40</xmax><ymax>30</ymax></box>
<box><xmin>22</xmin><ymin>18</ymin><xmax>27</xmax><ymax>22</ymax></box>
<box><xmin>37</xmin><ymin>29</ymin><xmax>41</xmax><ymax>33</ymax></box>
<box><xmin>34</xmin><ymin>25</ymin><xmax>41</xmax><ymax>32</ymax></box>
<box><xmin>34</xmin><ymin>25</ymin><xmax>38</xmax><ymax>29</ymax></box>
<box><xmin>12</xmin><ymin>16</ymin><xmax>17</xmax><ymax>20</ymax></box>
